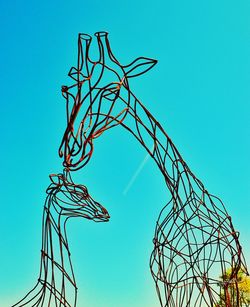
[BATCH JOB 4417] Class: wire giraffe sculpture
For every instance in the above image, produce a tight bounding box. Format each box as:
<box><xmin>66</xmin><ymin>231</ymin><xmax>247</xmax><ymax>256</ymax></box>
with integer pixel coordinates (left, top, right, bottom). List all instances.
<box><xmin>12</xmin><ymin>170</ymin><xmax>109</xmax><ymax>306</ymax></box>
<box><xmin>57</xmin><ymin>31</ymin><xmax>249</xmax><ymax>306</ymax></box>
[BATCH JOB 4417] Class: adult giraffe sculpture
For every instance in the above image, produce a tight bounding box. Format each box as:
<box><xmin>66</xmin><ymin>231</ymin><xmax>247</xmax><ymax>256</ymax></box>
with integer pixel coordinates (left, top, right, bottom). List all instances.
<box><xmin>13</xmin><ymin>170</ymin><xmax>110</xmax><ymax>306</ymax></box>
<box><xmin>59</xmin><ymin>31</ymin><xmax>248</xmax><ymax>307</ymax></box>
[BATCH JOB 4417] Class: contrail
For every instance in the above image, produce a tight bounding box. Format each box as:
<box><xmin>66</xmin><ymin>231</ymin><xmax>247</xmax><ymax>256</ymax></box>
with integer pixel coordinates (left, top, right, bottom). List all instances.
<box><xmin>123</xmin><ymin>150</ymin><xmax>152</xmax><ymax>195</ymax></box>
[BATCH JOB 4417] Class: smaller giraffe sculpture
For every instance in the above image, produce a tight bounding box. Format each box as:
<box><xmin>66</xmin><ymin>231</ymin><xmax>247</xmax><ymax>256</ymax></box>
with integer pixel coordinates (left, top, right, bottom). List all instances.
<box><xmin>12</xmin><ymin>169</ymin><xmax>109</xmax><ymax>307</ymax></box>
<box><xmin>58</xmin><ymin>32</ymin><xmax>249</xmax><ymax>307</ymax></box>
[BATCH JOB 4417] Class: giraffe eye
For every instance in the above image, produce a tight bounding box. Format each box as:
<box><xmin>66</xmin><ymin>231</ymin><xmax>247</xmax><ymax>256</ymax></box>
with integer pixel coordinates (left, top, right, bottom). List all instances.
<box><xmin>81</xmin><ymin>187</ymin><xmax>89</xmax><ymax>198</ymax></box>
<box><xmin>83</xmin><ymin>191</ymin><xmax>89</xmax><ymax>198</ymax></box>
<box><xmin>103</xmin><ymin>87</ymin><xmax>120</xmax><ymax>101</ymax></box>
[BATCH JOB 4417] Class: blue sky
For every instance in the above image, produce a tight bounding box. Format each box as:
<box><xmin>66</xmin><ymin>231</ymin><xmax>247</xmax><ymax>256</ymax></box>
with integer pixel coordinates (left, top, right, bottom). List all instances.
<box><xmin>0</xmin><ymin>1</ymin><xmax>249</xmax><ymax>306</ymax></box>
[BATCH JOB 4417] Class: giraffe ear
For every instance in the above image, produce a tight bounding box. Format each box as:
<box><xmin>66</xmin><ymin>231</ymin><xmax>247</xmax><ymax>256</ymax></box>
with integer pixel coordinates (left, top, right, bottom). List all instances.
<box><xmin>124</xmin><ymin>57</ymin><xmax>157</xmax><ymax>78</ymax></box>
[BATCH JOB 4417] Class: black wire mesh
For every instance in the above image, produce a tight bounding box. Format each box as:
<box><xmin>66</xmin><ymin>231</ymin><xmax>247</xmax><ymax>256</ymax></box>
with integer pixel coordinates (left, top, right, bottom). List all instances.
<box><xmin>13</xmin><ymin>32</ymin><xmax>248</xmax><ymax>306</ymax></box>
<box><xmin>58</xmin><ymin>32</ymin><xmax>248</xmax><ymax>306</ymax></box>
<box><xmin>13</xmin><ymin>170</ymin><xmax>109</xmax><ymax>306</ymax></box>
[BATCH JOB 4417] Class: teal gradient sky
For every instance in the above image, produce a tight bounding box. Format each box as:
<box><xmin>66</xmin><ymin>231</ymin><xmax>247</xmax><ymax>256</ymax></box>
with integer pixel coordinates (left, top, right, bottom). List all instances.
<box><xmin>0</xmin><ymin>1</ymin><xmax>249</xmax><ymax>306</ymax></box>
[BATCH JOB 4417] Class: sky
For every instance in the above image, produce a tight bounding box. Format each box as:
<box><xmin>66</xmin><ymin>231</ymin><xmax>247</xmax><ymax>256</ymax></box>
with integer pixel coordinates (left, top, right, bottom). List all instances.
<box><xmin>0</xmin><ymin>0</ymin><xmax>249</xmax><ymax>306</ymax></box>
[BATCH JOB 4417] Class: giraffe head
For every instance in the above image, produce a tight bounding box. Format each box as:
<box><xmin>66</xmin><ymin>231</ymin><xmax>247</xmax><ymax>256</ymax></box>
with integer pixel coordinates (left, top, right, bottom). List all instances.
<box><xmin>47</xmin><ymin>170</ymin><xmax>110</xmax><ymax>222</ymax></box>
<box><xmin>59</xmin><ymin>31</ymin><xmax>157</xmax><ymax>171</ymax></box>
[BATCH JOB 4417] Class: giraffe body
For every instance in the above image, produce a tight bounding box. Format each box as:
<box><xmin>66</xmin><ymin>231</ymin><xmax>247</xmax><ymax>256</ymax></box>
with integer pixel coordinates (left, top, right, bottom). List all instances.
<box><xmin>13</xmin><ymin>171</ymin><xmax>109</xmax><ymax>306</ymax></box>
<box><xmin>58</xmin><ymin>32</ymin><xmax>248</xmax><ymax>306</ymax></box>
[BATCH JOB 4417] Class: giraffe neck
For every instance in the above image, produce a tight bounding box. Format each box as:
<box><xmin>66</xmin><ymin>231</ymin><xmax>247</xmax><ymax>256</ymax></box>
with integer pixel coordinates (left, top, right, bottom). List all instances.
<box><xmin>38</xmin><ymin>202</ymin><xmax>77</xmax><ymax>306</ymax></box>
<box><xmin>124</xmin><ymin>96</ymin><xmax>204</xmax><ymax>197</ymax></box>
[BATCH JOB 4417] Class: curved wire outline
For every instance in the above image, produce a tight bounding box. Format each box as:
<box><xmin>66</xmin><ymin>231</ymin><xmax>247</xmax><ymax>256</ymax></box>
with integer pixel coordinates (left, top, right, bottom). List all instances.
<box><xmin>58</xmin><ymin>32</ymin><xmax>248</xmax><ymax>307</ymax></box>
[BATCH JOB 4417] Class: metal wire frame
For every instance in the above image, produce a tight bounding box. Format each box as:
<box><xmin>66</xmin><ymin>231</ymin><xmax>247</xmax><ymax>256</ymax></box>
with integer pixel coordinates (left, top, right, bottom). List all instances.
<box><xmin>57</xmin><ymin>32</ymin><xmax>249</xmax><ymax>306</ymax></box>
<box><xmin>13</xmin><ymin>170</ymin><xmax>109</xmax><ymax>306</ymax></box>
